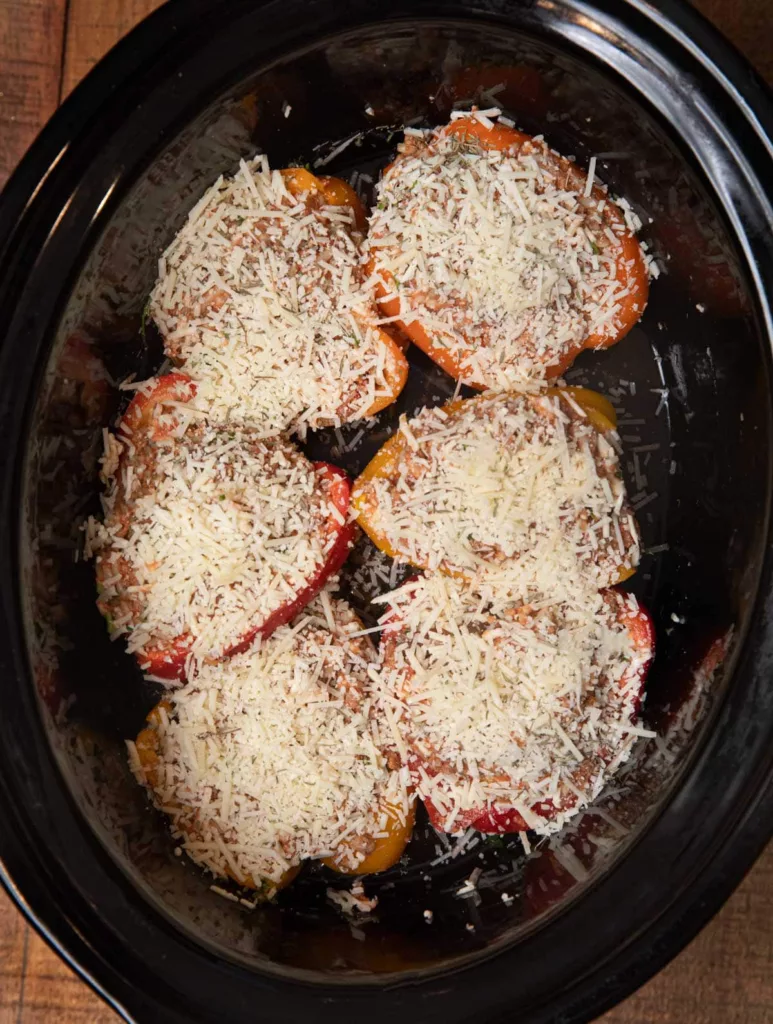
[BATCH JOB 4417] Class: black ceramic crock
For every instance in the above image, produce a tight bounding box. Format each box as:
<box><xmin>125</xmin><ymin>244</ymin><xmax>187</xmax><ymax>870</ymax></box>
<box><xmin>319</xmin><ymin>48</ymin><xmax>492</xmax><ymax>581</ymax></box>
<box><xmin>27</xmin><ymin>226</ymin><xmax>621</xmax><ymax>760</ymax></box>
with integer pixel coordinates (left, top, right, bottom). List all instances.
<box><xmin>1</xmin><ymin>1</ymin><xmax>773</xmax><ymax>1021</ymax></box>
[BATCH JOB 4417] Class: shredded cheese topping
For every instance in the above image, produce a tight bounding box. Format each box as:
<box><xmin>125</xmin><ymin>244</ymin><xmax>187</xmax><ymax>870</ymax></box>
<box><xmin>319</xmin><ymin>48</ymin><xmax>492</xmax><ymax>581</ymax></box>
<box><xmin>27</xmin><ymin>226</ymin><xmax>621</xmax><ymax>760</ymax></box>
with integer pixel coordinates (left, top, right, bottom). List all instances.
<box><xmin>368</xmin><ymin>125</ymin><xmax>643</xmax><ymax>389</ymax></box>
<box><xmin>88</xmin><ymin>119</ymin><xmax>659</xmax><ymax>875</ymax></box>
<box><xmin>356</xmin><ymin>390</ymin><xmax>639</xmax><ymax>590</ymax></box>
<box><xmin>129</xmin><ymin>595</ymin><xmax>411</xmax><ymax>887</ymax></box>
<box><xmin>378</xmin><ymin>575</ymin><xmax>652</xmax><ymax>836</ymax></box>
<box><xmin>150</xmin><ymin>156</ymin><xmax>399</xmax><ymax>435</ymax></box>
<box><xmin>86</xmin><ymin>411</ymin><xmax>341</xmax><ymax>664</ymax></box>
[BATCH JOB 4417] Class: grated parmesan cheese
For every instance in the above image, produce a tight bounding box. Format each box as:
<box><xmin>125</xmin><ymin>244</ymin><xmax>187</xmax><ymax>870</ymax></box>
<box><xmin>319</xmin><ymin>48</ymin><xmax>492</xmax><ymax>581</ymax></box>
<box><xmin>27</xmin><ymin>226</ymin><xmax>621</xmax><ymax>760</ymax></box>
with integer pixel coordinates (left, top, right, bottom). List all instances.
<box><xmin>354</xmin><ymin>390</ymin><xmax>639</xmax><ymax>591</ymax></box>
<box><xmin>149</xmin><ymin>157</ymin><xmax>403</xmax><ymax>435</ymax></box>
<box><xmin>86</xmin><ymin>402</ymin><xmax>345</xmax><ymax>665</ymax></box>
<box><xmin>327</xmin><ymin>881</ymin><xmax>379</xmax><ymax>916</ymax></box>
<box><xmin>377</xmin><ymin>575</ymin><xmax>653</xmax><ymax>837</ymax></box>
<box><xmin>132</xmin><ymin>595</ymin><xmax>409</xmax><ymax>889</ymax></box>
<box><xmin>367</xmin><ymin>122</ymin><xmax>647</xmax><ymax>390</ymax></box>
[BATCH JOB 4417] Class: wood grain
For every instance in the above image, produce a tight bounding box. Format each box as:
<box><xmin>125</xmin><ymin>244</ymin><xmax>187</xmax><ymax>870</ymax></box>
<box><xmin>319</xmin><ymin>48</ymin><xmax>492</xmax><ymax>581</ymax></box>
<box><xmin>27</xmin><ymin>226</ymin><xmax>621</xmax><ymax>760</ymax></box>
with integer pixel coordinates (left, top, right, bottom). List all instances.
<box><xmin>15</xmin><ymin>905</ymin><xmax>116</xmax><ymax>1024</ymax></box>
<box><xmin>0</xmin><ymin>886</ymin><xmax>26</xmax><ymax>1024</ymax></box>
<box><xmin>0</xmin><ymin>0</ymin><xmax>771</xmax><ymax>1022</ymax></box>
<box><xmin>0</xmin><ymin>0</ymin><xmax>67</xmax><ymax>185</ymax></box>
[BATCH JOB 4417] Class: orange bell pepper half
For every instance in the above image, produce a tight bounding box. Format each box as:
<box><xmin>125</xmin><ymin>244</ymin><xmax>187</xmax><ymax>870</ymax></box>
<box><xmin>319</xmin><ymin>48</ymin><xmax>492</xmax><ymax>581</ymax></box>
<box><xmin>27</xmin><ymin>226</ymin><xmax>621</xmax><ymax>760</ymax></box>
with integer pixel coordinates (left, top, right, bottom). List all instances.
<box><xmin>135</xmin><ymin>703</ymin><xmax>300</xmax><ymax>893</ymax></box>
<box><xmin>372</xmin><ymin>116</ymin><xmax>649</xmax><ymax>388</ymax></box>
<box><xmin>351</xmin><ymin>385</ymin><xmax>634</xmax><ymax>583</ymax></box>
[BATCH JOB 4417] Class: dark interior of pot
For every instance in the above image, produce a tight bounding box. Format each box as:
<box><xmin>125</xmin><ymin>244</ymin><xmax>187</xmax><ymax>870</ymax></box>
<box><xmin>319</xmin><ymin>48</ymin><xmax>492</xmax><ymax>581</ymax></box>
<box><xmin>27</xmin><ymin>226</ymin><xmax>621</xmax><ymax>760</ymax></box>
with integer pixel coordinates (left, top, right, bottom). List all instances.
<box><xmin>20</xmin><ymin>18</ymin><xmax>768</xmax><ymax>978</ymax></box>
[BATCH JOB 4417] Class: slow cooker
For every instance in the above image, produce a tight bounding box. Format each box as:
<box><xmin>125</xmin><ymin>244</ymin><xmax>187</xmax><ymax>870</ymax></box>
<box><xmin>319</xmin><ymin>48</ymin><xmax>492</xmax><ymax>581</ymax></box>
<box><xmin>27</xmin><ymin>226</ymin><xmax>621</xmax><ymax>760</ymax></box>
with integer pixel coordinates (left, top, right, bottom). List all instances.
<box><xmin>0</xmin><ymin>1</ymin><xmax>772</xmax><ymax>1021</ymax></box>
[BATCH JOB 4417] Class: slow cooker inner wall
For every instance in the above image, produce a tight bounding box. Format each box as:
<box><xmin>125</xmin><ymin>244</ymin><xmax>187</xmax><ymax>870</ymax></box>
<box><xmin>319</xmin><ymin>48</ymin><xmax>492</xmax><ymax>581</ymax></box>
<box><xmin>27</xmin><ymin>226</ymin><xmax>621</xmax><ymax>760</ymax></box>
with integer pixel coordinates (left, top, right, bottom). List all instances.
<box><xmin>20</xmin><ymin>19</ymin><xmax>768</xmax><ymax>976</ymax></box>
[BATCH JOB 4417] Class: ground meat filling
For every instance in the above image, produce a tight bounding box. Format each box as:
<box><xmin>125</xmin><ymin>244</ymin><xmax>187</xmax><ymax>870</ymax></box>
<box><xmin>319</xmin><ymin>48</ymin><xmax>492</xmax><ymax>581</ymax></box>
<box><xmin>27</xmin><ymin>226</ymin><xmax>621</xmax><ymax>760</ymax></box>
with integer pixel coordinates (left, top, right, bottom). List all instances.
<box><xmin>368</xmin><ymin>127</ymin><xmax>643</xmax><ymax>389</ymax></box>
<box><xmin>378</xmin><ymin>577</ymin><xmax>652</xmax><ymax>836</ymax></box>
<box><xmin>129</xmin><ymin>596</ymin><xmax>411</xmax><ymax>889</ymax></box>
<box><xmin>354</xmin><ymin>390</ymin><xmax>639</xmax><ymax>591</ymax></box>
<box><xmin>151</xmin><ymin>157</ymin><xmax>400</xmax><ymax>434</ymax></box>
<box><xmin>86</xmin><ymin>417</ymin><xmax>339</xmax><ymax>666</ymax></box>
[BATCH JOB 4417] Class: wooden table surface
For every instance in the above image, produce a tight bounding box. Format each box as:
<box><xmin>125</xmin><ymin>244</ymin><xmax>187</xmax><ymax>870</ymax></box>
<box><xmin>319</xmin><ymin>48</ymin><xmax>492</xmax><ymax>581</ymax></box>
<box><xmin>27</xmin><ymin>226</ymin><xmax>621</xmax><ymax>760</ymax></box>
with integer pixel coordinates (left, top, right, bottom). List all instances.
<box><xmin>0</xmin><ymin>1</ymin><xmax>771</xmax><ymax>1021</ymax></box>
